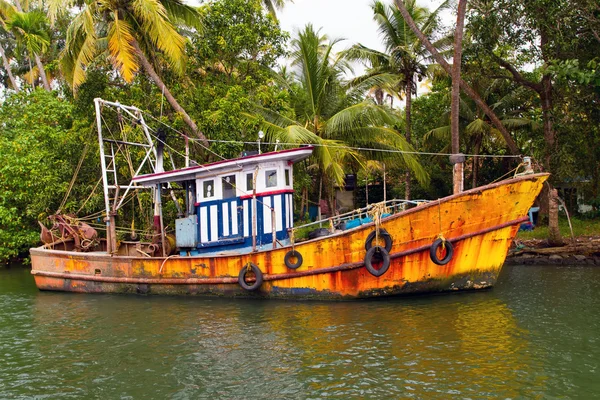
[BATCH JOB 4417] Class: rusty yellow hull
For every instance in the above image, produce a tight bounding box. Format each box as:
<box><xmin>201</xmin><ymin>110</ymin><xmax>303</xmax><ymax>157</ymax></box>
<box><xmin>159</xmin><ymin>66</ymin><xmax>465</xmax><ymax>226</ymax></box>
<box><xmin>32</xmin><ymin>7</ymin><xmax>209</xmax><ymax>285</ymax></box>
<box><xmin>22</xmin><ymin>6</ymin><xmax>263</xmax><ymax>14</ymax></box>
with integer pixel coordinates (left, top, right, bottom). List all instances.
<box><xmin>30</xmin><ymin>173</ymin><xmax>548</xmax><ymax>299</ymax></box>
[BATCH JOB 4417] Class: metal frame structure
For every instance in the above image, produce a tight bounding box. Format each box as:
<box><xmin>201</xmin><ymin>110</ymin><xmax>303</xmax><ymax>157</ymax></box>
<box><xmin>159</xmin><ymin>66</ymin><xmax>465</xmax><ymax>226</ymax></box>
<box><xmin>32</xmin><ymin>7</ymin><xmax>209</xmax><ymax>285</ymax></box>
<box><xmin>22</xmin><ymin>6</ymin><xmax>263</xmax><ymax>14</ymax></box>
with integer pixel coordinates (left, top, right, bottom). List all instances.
<box><xmin>94</xmin><ymin>98</ymin><xmax>161</xmax><ymax>254</ymax></box>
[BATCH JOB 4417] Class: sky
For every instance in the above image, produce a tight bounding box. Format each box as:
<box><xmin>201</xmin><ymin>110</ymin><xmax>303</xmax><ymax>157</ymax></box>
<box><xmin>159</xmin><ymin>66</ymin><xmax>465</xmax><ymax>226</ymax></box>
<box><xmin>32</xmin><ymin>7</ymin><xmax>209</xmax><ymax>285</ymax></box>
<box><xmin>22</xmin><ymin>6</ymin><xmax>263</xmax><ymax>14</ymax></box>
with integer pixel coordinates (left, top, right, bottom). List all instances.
<box><xmin>279</xmin><ymin>0</ymin><xmax>386</xmax><ymax>54</ymax></box>
<box><xmin>277</xmin><ymin>0</ymin><xmax>451</xmax><ymax>91</ymax></box>
<box><xmin>278</xmin><ymin>0</ymin><xmax>451</xmax><ymax>54</ymax></box>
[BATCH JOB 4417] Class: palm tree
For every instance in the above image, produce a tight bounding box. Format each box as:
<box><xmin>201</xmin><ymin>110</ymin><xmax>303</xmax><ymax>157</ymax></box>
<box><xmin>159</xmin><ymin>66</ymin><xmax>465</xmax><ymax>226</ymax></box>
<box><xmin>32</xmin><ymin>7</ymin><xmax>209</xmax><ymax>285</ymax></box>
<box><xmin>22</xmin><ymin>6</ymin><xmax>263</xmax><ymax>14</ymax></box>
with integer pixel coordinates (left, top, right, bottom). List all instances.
<box><xmin>12</xmin><ymin>0</ymin><xmax>51</xmax><ymax>91</ymax></box>
<box><xmin>6</xmin><ymin>10</ymin><xmax>49</xmax><ymax>89</ymax></box>
<box><xmin>424</xmin><ymin>81</ymin><xmax>537</xmax><ymax>187</ymax></box>
<box><xmin>252</xmin><ymin>24</ymin><xmax>428</xmax><ymax>211</ymax></box>
<box><xmin>261</xmin><ymin>0</ymin><xmax>285</xmax><ymax>21</ymax></box>
<box><xmin>48</xmin><ymin>0</ymin><xmax>208</xmax><ymax>145</ymax></box>
<box><xmin>344</xmin><ymin>0</ymin><xmax>450</xmax><ymax>200</ymax></box>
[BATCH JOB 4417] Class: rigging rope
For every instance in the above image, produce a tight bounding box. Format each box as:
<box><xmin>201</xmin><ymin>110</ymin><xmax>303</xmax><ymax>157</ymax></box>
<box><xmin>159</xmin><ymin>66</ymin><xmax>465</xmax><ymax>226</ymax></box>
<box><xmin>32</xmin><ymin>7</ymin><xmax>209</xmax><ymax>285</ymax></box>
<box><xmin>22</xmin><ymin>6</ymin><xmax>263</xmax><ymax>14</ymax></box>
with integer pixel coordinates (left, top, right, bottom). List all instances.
<box><xmin>111</xmin><ymin>108</ymin><xmax>278</xmax><ymax>210</ymax></box>
<box><xmin>187</xmin><ymin>138</ymin><xmax>523</xmax><ymax>159</ymax></box>
<box><xmin>93</xmin><ymin>101</ymin><xmax>529</xmax><ymax>239</ymax></box>
<box><xmin>57</xmin><ymin>127</ymin><xmax>94</xmax><ymax>214</ymax></box>
<box><xmin>57</xmin><ymin>143</ymin><xmax>89</xmax><ymax>213</ymax></box>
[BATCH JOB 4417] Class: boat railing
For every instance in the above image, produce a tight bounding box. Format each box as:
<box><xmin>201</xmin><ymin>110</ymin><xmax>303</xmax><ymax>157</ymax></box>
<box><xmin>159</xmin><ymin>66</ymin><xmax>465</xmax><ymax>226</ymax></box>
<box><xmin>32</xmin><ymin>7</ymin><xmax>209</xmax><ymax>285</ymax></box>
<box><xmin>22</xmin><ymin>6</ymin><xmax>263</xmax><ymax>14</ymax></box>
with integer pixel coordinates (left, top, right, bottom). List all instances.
<box><xmin>291</xmin><ymin>199</ymin><xmax>430</xmax><ymax>234</ymax></box>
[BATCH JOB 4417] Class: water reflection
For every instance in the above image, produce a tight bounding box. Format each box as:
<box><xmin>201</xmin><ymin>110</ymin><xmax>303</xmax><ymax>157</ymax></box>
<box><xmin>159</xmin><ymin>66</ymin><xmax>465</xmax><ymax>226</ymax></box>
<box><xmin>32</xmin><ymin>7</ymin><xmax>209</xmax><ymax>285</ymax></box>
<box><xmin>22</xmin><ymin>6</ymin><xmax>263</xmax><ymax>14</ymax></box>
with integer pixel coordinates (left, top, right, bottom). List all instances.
<box><xmin>2</xmin><ymin>265</ymin><xmax>600</xmax><ymax>398</ymax></box>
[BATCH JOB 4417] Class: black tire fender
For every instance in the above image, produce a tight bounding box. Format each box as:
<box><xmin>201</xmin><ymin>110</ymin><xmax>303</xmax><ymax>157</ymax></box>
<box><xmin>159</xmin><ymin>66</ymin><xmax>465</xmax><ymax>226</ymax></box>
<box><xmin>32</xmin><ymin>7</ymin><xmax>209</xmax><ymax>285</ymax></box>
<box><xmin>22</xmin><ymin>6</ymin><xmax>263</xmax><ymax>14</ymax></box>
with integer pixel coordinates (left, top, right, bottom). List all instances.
<box><xmin>430</xmin><ymin>238</ymin><xmax>454</xmax><ymax>265</ymax></box>
<box><xmin>284</xmin><ymin>250</ymin><xmax>303</xmax><ymax>270</ymax></box>
<box><xmin>364</xmin><ymin>246</ymin><xmax>391</xmax><ymax>277</ymax></box>
<box><xmin>238</xmin><ymin>263</ymin><xmax>263</xmax><ymax>291</ymax></box>
<box><xmin>365</xmin><ymin>228</ymin><xmax>393</xmax><ymax>252</ymax></box>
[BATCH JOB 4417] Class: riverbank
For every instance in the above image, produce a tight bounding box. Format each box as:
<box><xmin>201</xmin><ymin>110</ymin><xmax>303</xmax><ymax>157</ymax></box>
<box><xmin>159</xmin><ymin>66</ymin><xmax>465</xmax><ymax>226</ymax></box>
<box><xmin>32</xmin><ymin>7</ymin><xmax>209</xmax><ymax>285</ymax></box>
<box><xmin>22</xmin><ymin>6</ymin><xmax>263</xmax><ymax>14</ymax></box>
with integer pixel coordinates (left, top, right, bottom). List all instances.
<box><xmin>507</xmin><ymin>236</ymin><xmax>600</xmax><ymax>265</ymax></box>
<box><xmin>505</xmin><ymin>216</ymin><xmax>600</xmax><ymax>265</ymax></box>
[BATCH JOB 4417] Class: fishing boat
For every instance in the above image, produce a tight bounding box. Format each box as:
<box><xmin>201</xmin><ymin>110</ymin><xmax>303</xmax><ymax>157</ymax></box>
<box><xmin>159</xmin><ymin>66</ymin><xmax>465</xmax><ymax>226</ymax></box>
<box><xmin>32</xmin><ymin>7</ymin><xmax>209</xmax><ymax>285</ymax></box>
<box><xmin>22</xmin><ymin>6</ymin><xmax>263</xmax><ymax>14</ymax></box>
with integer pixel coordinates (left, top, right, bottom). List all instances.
<box><xmin>30</xmin><ymin>99</ymin><xmax>548</xmax><ymax>299</ymax></box>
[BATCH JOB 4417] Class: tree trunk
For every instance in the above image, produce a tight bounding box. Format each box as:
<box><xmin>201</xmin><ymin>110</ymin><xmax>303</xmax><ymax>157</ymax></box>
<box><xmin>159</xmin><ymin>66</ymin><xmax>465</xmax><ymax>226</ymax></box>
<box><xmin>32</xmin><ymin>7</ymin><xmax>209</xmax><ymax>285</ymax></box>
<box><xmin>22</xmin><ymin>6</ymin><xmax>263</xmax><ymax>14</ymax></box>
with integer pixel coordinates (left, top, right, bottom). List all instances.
<box><xmin>404</xmin><ymin>82</ymin><xmax>412</xmax><ymax>200</ymax></box>
<box><xmin>538</xmin><ymin>28</ymin><xmax>560</xmax><ymax>242</ymax></box>
<box><xmin>34</xmin><ymin>55</ymin><xmax>51</xmax><ymax>91</ymax></box>
<box><xmin>27</xmin><ymin>56</ymin><xmax>34</xmax><ymax>89</ymax></box>
<box><xmin>394</xmin><ymin>0</ymin><xmax>520</xmax><ymax>155</ymax></box>
<box><xmin>374</xmin><ymin>88</ymin><xmax>384</xmax><ymax>105</ymax></box>
<box><xmin>548</xmin><ymin>188</ymin><xmax>563</xmax><ymax>246</ymax></box>
<box><xmin>132</xmin><ymin>41</ymin><xmax>209</xmax><ymax>147</ymax></box>
<box><xmin>0</xmin><ymin>45</ymin><xmax>19</xmax><ymax>92</ymax></box>
<box><xmin>537</xmin><ymin>74</ymin><xmax>557</xmax><ymax>234</ymax></box>
<box><xmin>540</xmin><ymin>74</ymin><xmax>555</xmax><ymax>171</ymax></box>
<box><xmin>451</xmin><ymin>0</ymin><xmax>468</xmax><ymax>194</ymax></box>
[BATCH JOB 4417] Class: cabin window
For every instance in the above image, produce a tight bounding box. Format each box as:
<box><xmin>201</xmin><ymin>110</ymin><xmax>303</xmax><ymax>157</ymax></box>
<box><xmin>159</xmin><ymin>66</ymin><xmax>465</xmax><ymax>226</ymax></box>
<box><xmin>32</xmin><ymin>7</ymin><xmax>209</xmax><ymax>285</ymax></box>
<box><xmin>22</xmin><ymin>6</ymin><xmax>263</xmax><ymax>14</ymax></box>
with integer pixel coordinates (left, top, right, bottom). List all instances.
<box><xmin>246</xmin><ymin>173</ymin><xmax>254</xmax><ymax>191</ymax></box>
<box><xmin>285</xmin><ymin>169</ymin><xmax>290</xmax><ymax>186</ymax></box>
<box><xmin>222</xmin><ymin>175</ymin><xmax>236</xmax><ymax>199</ymax></box>
<box><xmin>266</xmin><ymin>170</ymin><xmax>277</xmax><ymax>188</ymax></box>
<box><xmin>203</xmin><ymin>180</ymin><xmax>214</xmax><ymax>198</ymax></box>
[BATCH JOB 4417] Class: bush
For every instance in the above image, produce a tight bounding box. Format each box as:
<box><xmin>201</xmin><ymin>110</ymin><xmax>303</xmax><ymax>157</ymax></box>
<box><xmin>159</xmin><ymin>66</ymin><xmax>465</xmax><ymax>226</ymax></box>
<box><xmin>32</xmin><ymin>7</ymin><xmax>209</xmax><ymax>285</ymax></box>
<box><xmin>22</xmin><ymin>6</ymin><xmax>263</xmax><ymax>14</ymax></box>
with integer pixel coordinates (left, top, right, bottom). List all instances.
<box><xmin>0</xmin><ymin>90</ymin><xmax>84</xmax><ymax>262</ymax></box>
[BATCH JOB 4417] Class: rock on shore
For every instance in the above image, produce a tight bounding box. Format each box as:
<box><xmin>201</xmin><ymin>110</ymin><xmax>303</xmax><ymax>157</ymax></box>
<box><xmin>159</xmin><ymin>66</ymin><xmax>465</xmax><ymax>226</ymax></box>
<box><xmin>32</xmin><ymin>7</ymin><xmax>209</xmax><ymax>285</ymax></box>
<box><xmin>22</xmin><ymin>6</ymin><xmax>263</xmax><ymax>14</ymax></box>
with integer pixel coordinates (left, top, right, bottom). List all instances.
<box><xmin>506</xmin><ymin>237</ymin><xmax>600</xmax><ymax>265</ymax></box>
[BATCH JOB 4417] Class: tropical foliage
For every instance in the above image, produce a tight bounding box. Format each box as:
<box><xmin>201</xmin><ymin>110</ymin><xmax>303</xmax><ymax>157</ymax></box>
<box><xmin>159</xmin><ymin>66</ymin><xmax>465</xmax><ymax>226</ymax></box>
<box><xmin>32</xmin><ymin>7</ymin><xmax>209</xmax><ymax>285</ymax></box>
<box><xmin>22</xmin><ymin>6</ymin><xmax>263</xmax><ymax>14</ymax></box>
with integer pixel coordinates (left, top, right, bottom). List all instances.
<box><xmin>344</xmin><ymin>0</ymin><xmax>448</xmax><ymax>199</ymax></box>
<box><xmin>0</xmin><ymin>90</ymin><xmax>83</xmax><ymax>261</ymax></box>
<box><xmin>253</xmin><ymin>24</ymin><xmax>428</xmax><ymax>211</ymax></box>
<box><xmin>1</xmin><ymin>0</ymin><xmax>600</xmax><ymax>262</ymax></box>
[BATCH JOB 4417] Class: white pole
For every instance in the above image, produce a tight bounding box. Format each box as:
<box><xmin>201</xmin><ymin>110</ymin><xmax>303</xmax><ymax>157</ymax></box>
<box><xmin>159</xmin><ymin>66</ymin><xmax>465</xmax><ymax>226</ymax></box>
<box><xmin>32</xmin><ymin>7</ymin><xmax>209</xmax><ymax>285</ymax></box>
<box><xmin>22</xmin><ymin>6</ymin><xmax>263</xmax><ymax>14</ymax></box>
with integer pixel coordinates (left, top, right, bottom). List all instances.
<box><xmin>94</xmin><ymin>98</ymin><xmax>115</xmax><ymax>254</ymax></box>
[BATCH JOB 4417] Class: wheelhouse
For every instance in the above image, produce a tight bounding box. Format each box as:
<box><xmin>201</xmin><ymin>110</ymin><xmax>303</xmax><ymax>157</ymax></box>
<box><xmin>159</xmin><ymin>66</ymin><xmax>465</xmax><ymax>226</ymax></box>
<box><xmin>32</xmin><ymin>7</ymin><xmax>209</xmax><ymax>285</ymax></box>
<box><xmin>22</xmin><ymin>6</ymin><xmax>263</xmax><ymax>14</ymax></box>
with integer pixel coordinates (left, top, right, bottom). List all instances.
<box><xmin>132</xmin><ymin>147</ymin><xmax>313</xmax><ymax>255</ymax></box>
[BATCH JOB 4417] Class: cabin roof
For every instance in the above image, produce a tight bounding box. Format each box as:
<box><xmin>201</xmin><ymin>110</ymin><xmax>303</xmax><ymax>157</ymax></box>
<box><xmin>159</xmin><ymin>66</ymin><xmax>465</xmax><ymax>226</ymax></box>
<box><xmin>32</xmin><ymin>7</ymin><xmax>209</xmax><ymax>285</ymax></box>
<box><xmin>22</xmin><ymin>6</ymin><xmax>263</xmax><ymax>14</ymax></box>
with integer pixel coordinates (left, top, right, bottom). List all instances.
<box><xmin>132</xmin><ymin>146</ymin><xmax>313</xmax><ymax>186</ymax></box>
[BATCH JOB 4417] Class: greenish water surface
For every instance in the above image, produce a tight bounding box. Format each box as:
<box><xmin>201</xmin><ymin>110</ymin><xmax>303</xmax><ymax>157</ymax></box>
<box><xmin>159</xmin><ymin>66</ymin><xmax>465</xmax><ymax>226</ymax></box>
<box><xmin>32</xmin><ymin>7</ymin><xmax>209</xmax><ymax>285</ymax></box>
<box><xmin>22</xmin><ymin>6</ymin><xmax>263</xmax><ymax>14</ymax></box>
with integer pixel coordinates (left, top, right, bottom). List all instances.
<box><xmin>1</xmin><ymin>264</ymin><xmax>599</xmax><ymax>399</ymax></box>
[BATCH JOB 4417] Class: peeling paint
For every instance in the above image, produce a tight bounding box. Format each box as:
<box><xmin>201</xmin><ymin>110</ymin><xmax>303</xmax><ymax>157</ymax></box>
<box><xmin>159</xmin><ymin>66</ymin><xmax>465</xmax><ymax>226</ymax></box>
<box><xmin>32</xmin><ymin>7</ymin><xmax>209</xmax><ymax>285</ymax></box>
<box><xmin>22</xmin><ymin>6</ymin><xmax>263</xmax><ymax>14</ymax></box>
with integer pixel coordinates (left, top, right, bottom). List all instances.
<box><xmin>31</xmin><ymin>174</ymin><xmax>548</xmax><ymax>299</ymax></box>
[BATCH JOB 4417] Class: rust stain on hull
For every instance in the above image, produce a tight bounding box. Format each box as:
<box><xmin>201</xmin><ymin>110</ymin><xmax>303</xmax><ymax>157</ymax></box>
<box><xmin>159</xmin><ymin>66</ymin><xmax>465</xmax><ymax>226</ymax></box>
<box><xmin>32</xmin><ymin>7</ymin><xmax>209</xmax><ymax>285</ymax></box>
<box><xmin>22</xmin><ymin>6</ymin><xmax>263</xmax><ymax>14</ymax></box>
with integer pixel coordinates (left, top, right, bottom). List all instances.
<box><xmin>30</xmin><ymin>173</ymin><xmax>548</xmax><ymax>300</ymax></box>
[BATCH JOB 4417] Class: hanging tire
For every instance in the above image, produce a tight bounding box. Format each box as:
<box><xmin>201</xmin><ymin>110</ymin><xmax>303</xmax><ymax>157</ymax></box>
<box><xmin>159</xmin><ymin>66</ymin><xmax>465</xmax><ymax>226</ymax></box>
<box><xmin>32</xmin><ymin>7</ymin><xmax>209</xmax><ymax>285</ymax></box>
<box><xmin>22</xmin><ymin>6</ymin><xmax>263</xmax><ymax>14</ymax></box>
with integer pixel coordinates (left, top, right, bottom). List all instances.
<box><xmin>284</xmin><ymin>250</ymin><xmax>303</xmax><ymax>270</ymax></box>
<box><xmin>238</xmin><ymin>263</ymin><xmax>263</xmax><ymax>291</ymax></box>
<box><xmin>364</xmin><ymin>246</ymin><xmax>391</xmax><ymax>277</ymax></box>
<box><xmin>430</xmin><ymin>239</ymin><xmax>454</xmax><ymax>265</ymax></box>
<box><xmin>365</xmin><ymin>228</ymin><xmax>393</xmax><ymax>252</ymax></box>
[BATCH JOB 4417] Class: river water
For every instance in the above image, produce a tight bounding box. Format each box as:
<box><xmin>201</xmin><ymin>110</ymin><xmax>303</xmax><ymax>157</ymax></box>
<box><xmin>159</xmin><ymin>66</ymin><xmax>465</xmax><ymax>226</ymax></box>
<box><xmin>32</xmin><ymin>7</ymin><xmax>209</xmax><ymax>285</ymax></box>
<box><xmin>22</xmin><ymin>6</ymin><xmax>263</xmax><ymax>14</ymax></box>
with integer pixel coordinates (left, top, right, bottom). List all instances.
<box><xmin>1</xmin><ymin>264</ymin><xmax>599</xmax><ymax>399</ymax></box>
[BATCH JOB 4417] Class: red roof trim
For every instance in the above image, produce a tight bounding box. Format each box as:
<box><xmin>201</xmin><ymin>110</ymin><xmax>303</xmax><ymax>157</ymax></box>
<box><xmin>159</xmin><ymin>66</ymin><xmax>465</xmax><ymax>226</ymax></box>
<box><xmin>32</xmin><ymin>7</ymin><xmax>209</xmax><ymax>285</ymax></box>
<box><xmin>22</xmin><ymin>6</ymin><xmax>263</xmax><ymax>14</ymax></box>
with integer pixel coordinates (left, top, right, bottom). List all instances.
<box><xmin>240</xmin><ymin>189</ymin><xmax>294</xmax><ymax>200</ymax></box>
<box><xmin>132</xmin><ymin>146</ymin><xmax>313</xmax><ymax>182</ymax></box>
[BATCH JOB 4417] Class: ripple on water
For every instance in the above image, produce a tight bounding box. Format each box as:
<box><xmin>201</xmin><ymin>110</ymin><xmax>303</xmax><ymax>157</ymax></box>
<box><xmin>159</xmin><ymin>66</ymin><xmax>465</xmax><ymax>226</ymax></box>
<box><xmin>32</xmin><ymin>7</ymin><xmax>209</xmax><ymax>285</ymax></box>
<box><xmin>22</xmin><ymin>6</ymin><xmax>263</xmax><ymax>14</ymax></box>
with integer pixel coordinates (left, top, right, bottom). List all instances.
<box><xmin>2</xmin><ymin>265</ymin><xmax>600</xmax><ymax>398</ymax></box>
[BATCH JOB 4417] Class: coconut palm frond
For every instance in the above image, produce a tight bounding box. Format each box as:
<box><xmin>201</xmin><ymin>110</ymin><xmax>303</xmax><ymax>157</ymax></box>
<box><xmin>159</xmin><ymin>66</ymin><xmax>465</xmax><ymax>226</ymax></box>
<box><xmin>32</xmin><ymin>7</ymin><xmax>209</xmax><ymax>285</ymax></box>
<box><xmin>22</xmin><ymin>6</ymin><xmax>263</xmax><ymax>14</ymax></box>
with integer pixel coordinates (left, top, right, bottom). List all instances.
<box><xmin>430</xmin><ymin>35</ymin><xmax>454</xmax><ymax>54</ymax></box>
<box><xmin>466</xmin><ymin>118</ymin><xmax>489</xmax><ymax>135</ymax></box>
<box><xmin>132</xmin><ymin>0</ymin><xmax>187</xmax><ymax>74</ymax></box>
<box><xmin>314</xmin><ymin>139</ymin><xmax>362</xmax><ymax>187</ymax></box>
<box><xmin>342</xmin><ymin>43</ymin><xmax>389</xmax><ymax>69</ymax></box>
<box><xmin>249</xmin><ymin>105</ymin><xmax>301</xmax><ymax>129</ymax></box>
<box><xmin>372</xmin><ymin>1</ymin><xmax>401</xmax><ymax>51</ymax></box>
<box><xmin>0</xmin><ymin>0</ymin><xmax>16</xmax><ymax>26</ymax></box>
<box><xmin>7</xmin><ymin>10</ymin><xmax>50</xmax><ymax>55</ymax></box>
<box><xmin>501</xmin><ymin>118</ymin><xmax>535</xmax><ymax>129</ymax></box>
<box><xmin>108</xmin><ymin>11</ymin><xmax>138</xmax><ymax>82</ymax></box>
<box><xmin>491</xmin><ymin>85</ymin><xmax>531</xmax><ymax>111</ymax></box>
<box><xmin>160</xmin><ymin>0</ymin><xmax>203</xmax><ymax>31</ymax></box>
<box><xmin>339</xmin><ymin>126</ymin><xmax>429</xmax><ymax>186</ymax></box>
<box><xmin>347</xmin><ymin>72</ymin><xmax>400</xmax><ymax>99</ymax></box>
<box><xmin>291</xmin><ymin>24</ymin><xmax>323</xmax><ymax>116</ymax></box>
<box><xmin>61</xmin><ymin>7</ymin><xmax>98</xmax><ymax>88</ymax></box>
<box><xmin>424</xmin><ymin>125</ymin><xmax>451</xmax><ymax>145</ymax></box>
<box><xmin>420</xmin><ymin>0</ymin><xmax>451</xmax><ymax>36</ymax></box>
<box><xmin>486</xmin><ymin>127</ymin><xmax>506</xmax><ymax>145</ymax></box>
<box><xmin>324</xmin><ymin>100</ymin><xmax>399</xmax><ymax>138</ymax></box>
<box><xmin>275</xmin><ymin>124</ymin><xmax>321</xmax><ymax>145</ymax></box>
<box><xmin>261</xmin><ymin>0</ymin><xmax>285</xmax><ymax>21</ymax></box>
<box><xmin>46</xmin><ymin>0</ymin><xmax>76</xmax><ymax>24</ymax></box>
<box><xmin>242</xmin><ymin>110</ymin><xmax>318</xmax><ymax>146</ymax></box>
<box><xmin>459</xmin><ymin>97</ymin><xmax>476</xmax><ymax>120</ymax></box>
